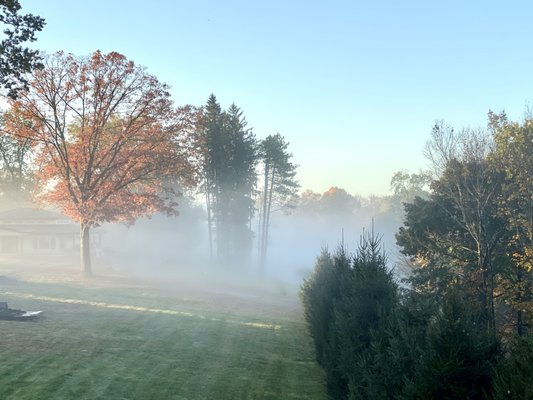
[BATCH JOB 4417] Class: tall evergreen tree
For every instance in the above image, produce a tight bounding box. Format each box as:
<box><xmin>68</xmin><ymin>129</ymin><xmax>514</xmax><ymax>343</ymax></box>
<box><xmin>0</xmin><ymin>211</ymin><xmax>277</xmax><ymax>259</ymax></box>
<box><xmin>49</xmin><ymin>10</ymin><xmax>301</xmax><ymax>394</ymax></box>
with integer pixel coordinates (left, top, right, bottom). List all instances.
<box><xmin>334</xmin><ymin>232</ymin><xmax>398</xmax><ymax>399</ymax></box>
<box><xmin>200</xmin><ymin>94</ymin><xmax>224</xmax><ymax>262</ymax></box>
<box><xmin>301</xmin><ymin>232</ymin><xmax>398</xmax><ymax>400</ymax></box>
<box><xmin>224</xmin><ymin>103</ymin><xmax>257</xmax><ymax>266</ymax></box>
<box><xmin>257</xmin><ymin>133</ymin><xmax>299</xmax><ymax>270</ymax></box>
<box><xmin>199</xmin><ymin>95</ymin><xmax>257</xmax><ymax>266</ymax></box>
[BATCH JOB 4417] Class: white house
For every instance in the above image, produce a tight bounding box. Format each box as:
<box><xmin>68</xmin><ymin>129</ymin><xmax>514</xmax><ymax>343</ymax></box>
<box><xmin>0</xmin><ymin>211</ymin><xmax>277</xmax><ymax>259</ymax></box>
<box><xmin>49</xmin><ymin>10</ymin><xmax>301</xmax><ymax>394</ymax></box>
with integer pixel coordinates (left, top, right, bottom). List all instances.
<box><xmin>0</xmin><ymin>207</ymin><xmax>100</xmax><ymax>255</ymax></box>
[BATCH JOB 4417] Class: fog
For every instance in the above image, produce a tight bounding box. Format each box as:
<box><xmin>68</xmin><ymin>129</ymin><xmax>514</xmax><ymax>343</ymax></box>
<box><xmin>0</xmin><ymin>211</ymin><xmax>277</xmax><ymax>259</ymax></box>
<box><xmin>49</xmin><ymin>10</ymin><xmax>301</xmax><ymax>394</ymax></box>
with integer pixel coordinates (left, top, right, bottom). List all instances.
<box><xmin>96</xmin><ymin>188</ymin><xmax>409</xmax><ymax>289</ymax></box>
<box><xmin>0</xmin><ymin>184</ymin><xmax>417</xmax><ymax>301</ymax></box>
<box><xmin>101</xmin><ymin>203</ymin><xmax>208</xmax><ymax>274</ymax></box>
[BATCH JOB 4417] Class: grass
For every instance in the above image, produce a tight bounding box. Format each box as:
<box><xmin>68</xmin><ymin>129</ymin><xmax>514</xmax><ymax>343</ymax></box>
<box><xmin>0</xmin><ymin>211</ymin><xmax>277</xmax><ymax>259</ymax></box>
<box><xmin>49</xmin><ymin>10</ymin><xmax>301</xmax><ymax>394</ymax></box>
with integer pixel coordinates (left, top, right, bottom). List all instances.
<box><xmin>0</xmin><ymin>274</ymin><xmax>326</xmax><ymax>400</ymax></box>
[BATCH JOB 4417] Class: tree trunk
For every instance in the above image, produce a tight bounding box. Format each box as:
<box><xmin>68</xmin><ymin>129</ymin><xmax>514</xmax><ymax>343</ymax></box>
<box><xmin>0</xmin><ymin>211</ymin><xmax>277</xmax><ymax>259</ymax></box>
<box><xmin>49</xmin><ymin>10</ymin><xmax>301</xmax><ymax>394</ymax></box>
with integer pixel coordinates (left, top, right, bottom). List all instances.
<box><xmin>262</xmin><ymin>166</ymin><xmax>276</xmax><ymax>271</ymax></box>
<box><xmin>259</xmin><ymin>162</ymin><xmax>270</xmax><ymax>270</ymax></box>
<box><xmin>206</xmin><ymin>184</ymin><xmax>213</xmax><ymax>263</ymax></box>
<box><xmin>80</xmin><ymin>223</ymin><xmax>92</xmax><ymax>276</ymax></box>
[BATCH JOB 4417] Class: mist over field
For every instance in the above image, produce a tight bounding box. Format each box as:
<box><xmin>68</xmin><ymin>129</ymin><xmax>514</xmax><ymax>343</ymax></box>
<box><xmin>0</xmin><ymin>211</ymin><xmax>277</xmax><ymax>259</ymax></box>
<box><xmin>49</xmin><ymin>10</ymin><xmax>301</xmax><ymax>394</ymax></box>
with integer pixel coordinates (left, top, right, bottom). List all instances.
<box><xmin>96</xmin><ymin>187</ymin><xmax>410</xmax><ymax>288</ymax></box>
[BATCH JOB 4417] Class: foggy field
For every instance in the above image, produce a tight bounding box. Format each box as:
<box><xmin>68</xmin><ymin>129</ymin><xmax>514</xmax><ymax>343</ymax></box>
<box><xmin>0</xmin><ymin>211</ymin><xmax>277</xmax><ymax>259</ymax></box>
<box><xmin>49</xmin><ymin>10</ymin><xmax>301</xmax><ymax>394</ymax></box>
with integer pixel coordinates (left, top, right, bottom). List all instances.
<box><xmin>0</xmin><ymin>274</ymin><xmax>325</xmax><ymax>400</ymax></box>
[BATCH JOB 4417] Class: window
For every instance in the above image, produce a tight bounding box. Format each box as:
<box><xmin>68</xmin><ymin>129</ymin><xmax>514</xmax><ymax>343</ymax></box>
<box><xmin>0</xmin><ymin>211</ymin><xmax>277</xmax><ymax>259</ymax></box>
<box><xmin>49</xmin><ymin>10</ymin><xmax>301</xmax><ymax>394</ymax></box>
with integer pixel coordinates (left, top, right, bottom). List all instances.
<box><xmin>1</xmin><ymin>237</ymin><xmax>19</xmax><ymax>253</ymax></box>
<box><xmin>32</xmin><ymin>236</ymin><xmax>56</xmax><ymax>250</ymax></box>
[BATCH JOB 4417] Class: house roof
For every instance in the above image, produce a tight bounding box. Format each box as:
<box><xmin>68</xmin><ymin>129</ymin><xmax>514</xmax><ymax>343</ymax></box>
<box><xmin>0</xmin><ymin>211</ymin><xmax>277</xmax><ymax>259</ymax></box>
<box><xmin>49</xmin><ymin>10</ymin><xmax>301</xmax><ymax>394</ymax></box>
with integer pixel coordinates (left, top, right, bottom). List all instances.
<box><xmin>0</xmin><ymin>228</ymin><xmax>25</xmax><ymax>237</ymax></box>
<box><xmin>0</xmin><ymin>225</ymin><xmax>79</xmax><ymax>235</ymax></box>
<box><xmin>0</xmin><ymin>208</ymin><xmax>72</xmax><ymax>223</ymax></box>
<box><xmin>0</xmin><ymin>208</ymin><xmax>107</xmax><ymax>237</ymax></box>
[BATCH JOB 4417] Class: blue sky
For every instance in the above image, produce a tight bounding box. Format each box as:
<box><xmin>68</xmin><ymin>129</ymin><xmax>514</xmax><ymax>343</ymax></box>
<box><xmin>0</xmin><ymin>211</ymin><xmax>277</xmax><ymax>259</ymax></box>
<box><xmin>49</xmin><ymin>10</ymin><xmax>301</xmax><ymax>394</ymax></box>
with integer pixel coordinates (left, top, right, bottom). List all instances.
<box><xmin>22</xmin><ymin>0</ymin><xmax>533</xmax><ymax>195</ymax></box>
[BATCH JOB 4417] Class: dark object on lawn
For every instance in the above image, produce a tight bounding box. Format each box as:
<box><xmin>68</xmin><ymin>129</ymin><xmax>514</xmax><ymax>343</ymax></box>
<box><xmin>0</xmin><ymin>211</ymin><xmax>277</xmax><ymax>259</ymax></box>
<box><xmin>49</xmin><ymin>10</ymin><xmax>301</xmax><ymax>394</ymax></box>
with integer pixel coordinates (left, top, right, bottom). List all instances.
<box><xmin>0</xmin><ymin>302</ymin><xmax>43</xmax><ymax>321</ymax></box>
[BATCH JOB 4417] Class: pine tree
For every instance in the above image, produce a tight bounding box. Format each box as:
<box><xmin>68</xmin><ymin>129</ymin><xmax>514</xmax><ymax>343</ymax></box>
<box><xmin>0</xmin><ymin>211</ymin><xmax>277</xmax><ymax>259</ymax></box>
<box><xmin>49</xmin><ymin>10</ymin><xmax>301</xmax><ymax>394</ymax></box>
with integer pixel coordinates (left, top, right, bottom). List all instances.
<box><xmin>224</xmin><ymin>103</ymin><xmax>257</xmax><ymax>266</ymax></box>
<box><xmin>200</xmin><ymin>94</ymin><xmax>226</xmax><ymax>262</ymax></box>
<box><xmin>402</xmin><ymin>290</ymin><xmax>500</xmax><ymax>400</ymax></box>
<box><xmin>257</xmin><ymin>133</ymin><xmax>298</xmax><ymax>270</ymax></box>
<box><xmin>301</xmin><ymin>232</ymin><xmax>398</xmax><ymax>400</ymax></box>
<box><xmin>334</xmin><ymin>231</ymin><xmax>398</xmax><ymax>399</ymax></box>
<box><xmin>491</xmin><ymin>335</ymin><xmax>533</xmax><ymax>399</ymax></box>
<box><xmin>199</xmin><ymin>95</ymin><xmax>258</xmax><ymax>266</ymax></box>
<box><xmin>300</xmin><ymin>248</ymin><xmax>339</xmax><ymax>365</ymax></box>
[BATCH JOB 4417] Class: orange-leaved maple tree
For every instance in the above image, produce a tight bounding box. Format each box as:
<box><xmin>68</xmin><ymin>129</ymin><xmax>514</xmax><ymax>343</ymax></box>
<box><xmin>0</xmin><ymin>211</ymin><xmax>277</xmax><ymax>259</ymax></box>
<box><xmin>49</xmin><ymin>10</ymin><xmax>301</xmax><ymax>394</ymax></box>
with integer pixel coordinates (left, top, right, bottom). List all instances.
<box><xmin>2</xmin><ymin>51</ymin><xmax>200</xmax><ymax>275</ymax></box>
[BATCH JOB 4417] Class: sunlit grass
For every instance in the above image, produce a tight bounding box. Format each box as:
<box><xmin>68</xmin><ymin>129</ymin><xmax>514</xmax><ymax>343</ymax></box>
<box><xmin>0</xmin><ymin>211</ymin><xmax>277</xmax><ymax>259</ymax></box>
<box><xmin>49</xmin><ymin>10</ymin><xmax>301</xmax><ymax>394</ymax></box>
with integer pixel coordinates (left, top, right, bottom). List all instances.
<box><xmin>1</xmin><ymin>291</ymin><xmax>283</xmax><ymax>330</ymax></box>
<box><xmin>0</xmin><ymin>279</ymin><xmax>325</xmax><ymax>400</ymax></box>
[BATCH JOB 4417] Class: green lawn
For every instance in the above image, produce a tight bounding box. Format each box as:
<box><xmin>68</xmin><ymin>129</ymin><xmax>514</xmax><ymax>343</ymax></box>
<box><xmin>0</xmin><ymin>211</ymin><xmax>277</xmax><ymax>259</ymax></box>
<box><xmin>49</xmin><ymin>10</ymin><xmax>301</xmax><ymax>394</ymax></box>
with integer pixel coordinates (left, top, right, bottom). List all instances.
<box><xmin>0</xmin><ymin>277</ymin><xmax>326</xmax><ymax>400</ymax></box>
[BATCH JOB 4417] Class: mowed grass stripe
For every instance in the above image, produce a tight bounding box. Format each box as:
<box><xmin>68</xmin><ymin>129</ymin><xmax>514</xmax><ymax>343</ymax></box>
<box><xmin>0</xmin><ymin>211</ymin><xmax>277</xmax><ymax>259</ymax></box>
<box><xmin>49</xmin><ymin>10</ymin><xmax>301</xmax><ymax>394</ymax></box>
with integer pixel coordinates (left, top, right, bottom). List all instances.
<box><xmin>0</xmin><ymin>290</ymin><xmax>282</xmax><ymax>330</ymax></box>
<box><xmin>0</xmin><ymin>288</ymin><xmax>325</xmax><ymax>399</ymax></box>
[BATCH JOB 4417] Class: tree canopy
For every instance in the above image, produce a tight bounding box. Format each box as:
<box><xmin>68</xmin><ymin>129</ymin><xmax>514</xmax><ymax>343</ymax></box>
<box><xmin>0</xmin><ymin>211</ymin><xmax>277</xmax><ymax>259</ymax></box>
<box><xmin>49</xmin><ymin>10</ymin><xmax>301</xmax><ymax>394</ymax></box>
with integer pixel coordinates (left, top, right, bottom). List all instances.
<box><xmin>397</xmin><ymin>114</ymin><xmax>533</xmax><ymax>336</ymax></box>
<box><xmin>0</xmin><ymin>0</ymin><xmax>45</xmax><ymax>98</ymax></box>
<box><xmin>2</xmin><ymin>51</ymin><xmax>199</xmax><ymax>274</ymax></box>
